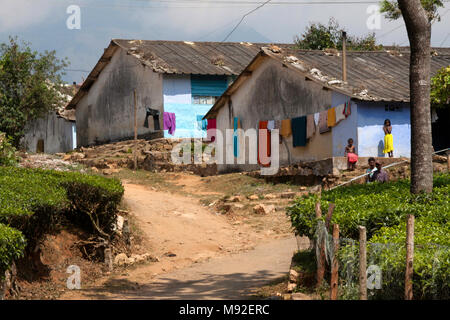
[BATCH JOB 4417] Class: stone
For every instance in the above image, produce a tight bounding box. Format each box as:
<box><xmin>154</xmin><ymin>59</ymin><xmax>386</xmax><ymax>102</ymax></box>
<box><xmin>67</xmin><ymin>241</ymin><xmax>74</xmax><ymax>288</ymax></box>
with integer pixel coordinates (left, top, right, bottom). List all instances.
<box><xmin>253</xmin><ymin>204</ymin><xmax>275</xmax><ymax>215</ymax></box>
<box><xmin>233</xmin><ymin>203</ymin><xmax>244</xmax><ymax>210</ymax></box>
<box><xmin>280</xmin><ymin>192</ymin><xmax>296</xmax><ymax>199</ymax></box>
<box><xmin>114</xmin><ymin>253</ymin><xmax>128</xmax><ymax>266</ymax></box>
<box><xmin>289</xmin><ymin>269</ymin><xmax>299</xmax><ymax>283</ymax></box>
<box><xmin>292</xmin><ymin>292</ymin><xmax>312</xmax><ymax>300</ymax></box>
<box><xmin>70</xmin><ymin>152</ymin><xmax>85</xmax><ymax>160</ymax></box>
<box><xmin>226</xmin><ymin>195</ymin><xmax>244</xmax><ymax>202</ymax></box>
<box><xmin>287</xmin><ymin>282</ymin><xmax>297</xmax><ymax>292</ymax></box>
<box><xmin>248</xmin><ymin>194</ymin><xmax>259</xmax><ymax>200</ymax></box>
<box><xmin>264</xmin><ymin>194</ymin><xmax>277</xmax><ymax>199</ymax></box>
<box><xmin>91</xmin><ymin>167</ymin><xmax>99</xmax><ymax>173</ymax></box>
<box><xmin>299</xmin><ymin>186</ymin><xmax>307</xmax><ymax>191</ymax></box>
<box><xmin>332</xmin><ymin>167</ymin><xmax>340</xmax><ymax>176</ymax></box>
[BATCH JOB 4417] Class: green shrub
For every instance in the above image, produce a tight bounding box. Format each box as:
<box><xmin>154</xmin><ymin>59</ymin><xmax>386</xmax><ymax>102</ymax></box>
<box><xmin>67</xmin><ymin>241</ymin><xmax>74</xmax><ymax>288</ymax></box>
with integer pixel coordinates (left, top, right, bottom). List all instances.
<box><xmin>287</xmin><ymin>173</ymin><xmax>450</xmax><ymax>299</ymax></box>
<box><xmin>0</xmin><ymin>167</ymin><xmax>124</xmax><ymax>254</ymax></box>
<box><xmin>0</xmin><ymin>133</ymin><xmax>17</xmax><ymax>166</ymax></box>
<box><xmin>0</xmin><ymin>224</ymin><xmax>26</xmax><ymax>277</ymax></box>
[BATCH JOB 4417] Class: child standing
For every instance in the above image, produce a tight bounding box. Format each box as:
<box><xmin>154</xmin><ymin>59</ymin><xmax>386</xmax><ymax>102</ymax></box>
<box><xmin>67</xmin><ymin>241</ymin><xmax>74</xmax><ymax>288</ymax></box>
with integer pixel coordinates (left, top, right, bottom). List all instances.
<box><xmin>345</xmin><ymin>138</ymin><xmax>358</xmax><ymax>171</ymax></box>
<box><xmin>383</xmin><ymin>119</ymin><xmax>394</xmax><ymax>158</ymax></box>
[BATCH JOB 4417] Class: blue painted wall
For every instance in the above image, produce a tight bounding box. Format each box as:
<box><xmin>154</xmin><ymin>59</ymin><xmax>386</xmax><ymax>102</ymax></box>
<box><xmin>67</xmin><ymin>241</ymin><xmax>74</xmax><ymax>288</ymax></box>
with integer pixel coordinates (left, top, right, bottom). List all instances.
<box><xmin>356</xmin><ymin>101</ymin><xmax>411</xmax><ymax>157</ymax></box>
<box><xmin>163</xmin><ymin>75</ymin><xmax>227</xmax><ymax>138</ymax></box>
<box><xmin>331</xmin><ymin>92</ymin><xmax>358</xmax><ymax>156</ymax></box>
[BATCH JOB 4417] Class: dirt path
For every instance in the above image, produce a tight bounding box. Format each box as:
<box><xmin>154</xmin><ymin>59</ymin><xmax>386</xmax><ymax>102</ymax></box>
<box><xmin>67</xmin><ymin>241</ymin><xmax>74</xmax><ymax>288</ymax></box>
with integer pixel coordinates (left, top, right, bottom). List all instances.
<box><xmin>61</xmin><ymin>180</ymin><xmax>300</xmax><ymax>299</ymax></box>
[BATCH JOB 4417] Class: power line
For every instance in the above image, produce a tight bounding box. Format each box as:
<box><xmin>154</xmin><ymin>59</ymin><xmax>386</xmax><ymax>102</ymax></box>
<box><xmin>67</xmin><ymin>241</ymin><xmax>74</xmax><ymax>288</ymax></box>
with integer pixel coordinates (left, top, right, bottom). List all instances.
<box><xmin>222</xmin><ymin>0</ymin><xmax>272</xmax><ymax>42</ymax></box>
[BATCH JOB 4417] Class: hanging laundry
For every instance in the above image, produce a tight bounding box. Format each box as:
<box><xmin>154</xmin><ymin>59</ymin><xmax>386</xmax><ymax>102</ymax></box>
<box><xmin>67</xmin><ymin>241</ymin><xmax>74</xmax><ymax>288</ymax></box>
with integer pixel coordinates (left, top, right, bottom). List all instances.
<box><xmin>318</xmin><ymin>110</ymin><xmax>330</xmax><ymax>134</ymax></box>
<box><xmin>207</xmin><ymin>118</ymin><xmax>216</xmax><ymax>142</ymax></box>
<box><xmin>314</xmin><ymin>112</ymin><xmax>320</xmax><ymax>126</ymax></box>
<box><xmin>327</xmin><ymin>108</ymin><xmax>337</xmax><ymax>128</ymax></box>
<box><xmin>343</xmin><ymin>101</ymin><xmax>352</xmax><ymax>118</ymax></box>
<box><xmin>267</xmin><ymin>120</ymin><xmax>275</xmax><ymax>131</ymax></box>
<box><xmin>274</xmin><ymin>120</ymin><xmax>281</xmax><ymax>130</ymax></box>
<box><xmin>196</xmin><ymin>115</ymin><xmax>207</xmax><ymax>131</ymax></box>
<box><xmin>335</xmin><ymin>104</ymin><xmax>346</xmax><ymax>123</ymax></box>
<box><xmin>306</xmin><ymin>114</ymin><xmax>316</xmax><ymax>140</ymax></box>
<box><xmin>280</xmin><ymin>119</ymin><xmax>292</xmax><ymax>137</ymax></box>
<box><xmin>292</xmin><ymin>116</ymin><xmax>307</xmax><ymax>147</ymax></box>
<box><xmin>163</xmin><ymin>112</ymin><xmax>176</xmax><ymax>135</ymax></box>
<box><xmin>258</xmin><ymin>121</ymin><xmax>271</xmax><ymax>167</ymax></box>
<box><xmin>233</xmin><ymin>117</ymin><xmax>240</xmax><ymax>158</ymax></box>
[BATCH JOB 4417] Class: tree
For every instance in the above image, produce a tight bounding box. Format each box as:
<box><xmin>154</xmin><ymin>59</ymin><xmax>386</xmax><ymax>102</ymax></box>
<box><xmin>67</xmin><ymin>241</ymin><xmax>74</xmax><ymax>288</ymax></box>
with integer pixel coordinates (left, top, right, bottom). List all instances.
<box><xmin>431</xmin><ymin>66</ymin><xmax>450</xmax><ymax>109</ymax></box>
<box><xmin>294</xmin><ymin>18</ymin><xmax>383</xmax><ymax>51</ymax></box>
<box><xmin>0</xmin><ymin>37</ymin><xmax>68</xmax><ymax>147</ymax></box>
<box><xmin>381</xmin><ymin>0</ymin><xmax>444</xmax><ymax>194</ymax></box>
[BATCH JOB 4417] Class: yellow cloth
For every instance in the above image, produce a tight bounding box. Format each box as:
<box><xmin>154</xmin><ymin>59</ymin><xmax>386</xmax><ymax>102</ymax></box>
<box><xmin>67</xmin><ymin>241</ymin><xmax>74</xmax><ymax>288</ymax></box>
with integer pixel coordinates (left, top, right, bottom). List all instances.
<box><xmin>383</xmin><ymin>133</ymin><xmax>394</xmax><ymax>154</ymax></box>
<box><xmin>280</xmin><ymin>119</ymin><xmax>292</xmax><ymax>137</ymax></box>
<box><xmin>327</xmin><ymin>108</ymin><xmax>336</xmax><ymax>127</ymax></box>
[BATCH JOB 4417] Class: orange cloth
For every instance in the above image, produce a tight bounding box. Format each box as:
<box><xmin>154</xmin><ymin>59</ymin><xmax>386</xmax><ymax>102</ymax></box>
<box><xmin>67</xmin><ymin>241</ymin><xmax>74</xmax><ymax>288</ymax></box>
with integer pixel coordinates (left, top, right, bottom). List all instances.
<box><xmin>280</xmin><ymin>119</ymin><xmax>292</xmax><ymax>137</ymax></box>
<box><xmin>258</xmin><ymin>121</ymin><xmax>271</xmax><ymax>167</ymax></box>
<box><xmin>327</xmin><ymin>108</ymin><xmax>336</xmax><ymax>128</ymax></box>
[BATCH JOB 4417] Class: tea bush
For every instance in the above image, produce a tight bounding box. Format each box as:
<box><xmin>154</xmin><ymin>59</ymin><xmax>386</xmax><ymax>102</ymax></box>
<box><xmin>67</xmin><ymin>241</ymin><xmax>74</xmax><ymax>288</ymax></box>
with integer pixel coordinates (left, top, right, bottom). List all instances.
<box><xmin>0</xmin><ymin>166</ymin><xmax>124</xmax><ymax>273</ymax></box>
<box><xmin>0</xmin><ymin>224</ymin><xmax>26</xmax><ymax>277</ymax></box>
<box><xmin>0</xmin><ymin>133</ymin><xmax>17</xmax><ymax>166</ymax></box>
<box><xmin>287</xmin><ymin>173</ymin><xmax>450</xmax><ymax>299</ymax></box>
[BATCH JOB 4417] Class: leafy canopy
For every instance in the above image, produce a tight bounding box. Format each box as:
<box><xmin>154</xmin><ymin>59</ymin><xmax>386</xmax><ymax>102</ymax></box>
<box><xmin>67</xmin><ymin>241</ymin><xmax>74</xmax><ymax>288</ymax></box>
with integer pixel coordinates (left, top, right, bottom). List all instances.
<box><xmin>294</xmin><ymin>18</ymin><xmax>383</xmax><ymax>51</ymax></box>
<box><xmin>380</xmin><ymin>0</ymin><xmax>444</xmax><ymax>21</ymax></box>
<box><xmin>431</xmin><ymin>66</ymin><xmax>450</xmax><ymax>109</ymax></box>
<box><xmin>0</xmin><ymin>37</ymin><xmax>68</xmax><ymax>147</ymax></box>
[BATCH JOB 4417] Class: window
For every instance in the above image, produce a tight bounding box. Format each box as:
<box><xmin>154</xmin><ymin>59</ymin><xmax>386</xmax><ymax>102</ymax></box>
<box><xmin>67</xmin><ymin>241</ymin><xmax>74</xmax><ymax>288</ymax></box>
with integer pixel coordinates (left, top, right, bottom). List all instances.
<box><xmin>192</xmin><ymin>96</ymin><xmax>217</xmax><ymax>105</ymax></box>
<box><xmin>385</xmin><ymin>105</ymin><xmax>402</xmax><ymax>112</ymax></box>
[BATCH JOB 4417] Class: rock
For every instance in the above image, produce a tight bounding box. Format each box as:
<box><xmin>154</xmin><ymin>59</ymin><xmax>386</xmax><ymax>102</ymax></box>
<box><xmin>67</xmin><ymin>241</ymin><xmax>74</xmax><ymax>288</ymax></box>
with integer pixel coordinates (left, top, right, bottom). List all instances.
<box><xmin>226</xmin><ymin>195</ymin><xmax>244</xmax><ymax>202</ymax></box>
<box><xmin>292</xmin><ymin>292</ymin><xmax>312</xmax><ymax>300</ymax></box>
<box><xmin>253</xmin><ymin>204</ymin><xmax>275</xmax><ymax>215</ymax></box>
<box><xmin>264</xmin><ymin>194</ymin><xmax>277</xmax><ymax>199</ymax></box>
<box><xmin>218</xmin><ymin>203</ymin><xmax>233</xmax><ymax>213</ymax></box>
<box><xmin>280</xmin><ymin>192</ymin><xmax>296</xmax><ymax>199</ymax></box>
<box><xmin>287</xmin><ymin>282</ymin><xmax>297</xmax><ymax>292</ymax></box>
<box><xmin>248</xmin><ymin>194</ymin><xmax>259</xmax><ymax>200</ymax></box>
<box><xmin>114</xmin><ymin>253</ymin><xmax>128</xmax><ymax>266</ymax></box>
<box><xmin>91</xmin><ymin>167</ymin><xmax>99</xmax><ymax>173</ymax></box>
<box><xmin>70</xmin><ymin>152</ymin><xmax>85</xmax><ymax>160</ymax></box>
<box><xmin>332</xmin><ymin>167</ymin><xmax>340</xmax><ymax>176</ymax></box>
<box><xmin>102</xmin><ymin>168</ymin><xmax>119</xmax><ymax>175</ymax></box>
<box><xmin>63</xmin><ymin>154</ymin><xmax>72</xmax><ymax>161</ymax></box>
<box><xmin>233</xmin><ymin>203</ymin><xmax>244</xmax><ymax>210</ymax></box>
<box><xmin>289</xmin><ymin>269</ymin><xmax>299</xmax><ymax>283</ymax></box>
<box><xmin>164</xmin><ymin>252</ymin><xmax>176</xmax><ymax>257</ymax></box>
<box><xmin>126</xmin><ymin>257</ymin><xmax>136</xmax><ymax>265</ymax></box>
<box><xmin>299</xmin><ymin>186</ymin><xmax>307</xmax><ymax>191</ymax></box>
<box><xmin>310</xmin><ymin>185</ymin><xmax>322</xmax><ymax>194</ymax></box>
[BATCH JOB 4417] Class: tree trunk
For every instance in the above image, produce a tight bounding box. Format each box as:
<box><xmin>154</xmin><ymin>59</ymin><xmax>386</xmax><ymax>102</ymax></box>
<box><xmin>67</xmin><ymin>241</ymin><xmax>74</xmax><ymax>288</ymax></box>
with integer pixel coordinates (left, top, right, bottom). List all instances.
<box><xmin>398</xmin><ymin>0</ymin><xmax>433</xmax><ymax>194</ymax></box>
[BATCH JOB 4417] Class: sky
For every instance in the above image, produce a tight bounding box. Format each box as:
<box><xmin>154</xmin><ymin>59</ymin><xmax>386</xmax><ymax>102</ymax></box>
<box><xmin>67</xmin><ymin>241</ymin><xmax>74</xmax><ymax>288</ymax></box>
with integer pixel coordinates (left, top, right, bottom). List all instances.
<box><xmin>0</xmin><ymin>0</ymin><xmax>449</xmax><ymax>83</ymax></box>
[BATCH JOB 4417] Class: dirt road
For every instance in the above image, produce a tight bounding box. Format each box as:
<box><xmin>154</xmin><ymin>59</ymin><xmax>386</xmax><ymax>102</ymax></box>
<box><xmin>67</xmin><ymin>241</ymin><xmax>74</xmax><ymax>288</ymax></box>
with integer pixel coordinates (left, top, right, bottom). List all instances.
<box><xmin>61</xmin><ymin>179</ymin><xmax>302</xmax><ymax>299</ymax></box>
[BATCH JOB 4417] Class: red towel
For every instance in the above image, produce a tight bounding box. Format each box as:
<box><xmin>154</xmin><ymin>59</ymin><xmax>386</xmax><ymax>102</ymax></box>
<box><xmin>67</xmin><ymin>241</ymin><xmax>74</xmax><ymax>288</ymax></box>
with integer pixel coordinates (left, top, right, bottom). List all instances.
<box><xmin>207</xmin><ymin>119</ymin><xmax>216</xmax><ymax>142</ymax></box>
<box><xmin>258</xmin><ymin>121</ymin><xmax>271</xmax><ymax>167</ymax></box>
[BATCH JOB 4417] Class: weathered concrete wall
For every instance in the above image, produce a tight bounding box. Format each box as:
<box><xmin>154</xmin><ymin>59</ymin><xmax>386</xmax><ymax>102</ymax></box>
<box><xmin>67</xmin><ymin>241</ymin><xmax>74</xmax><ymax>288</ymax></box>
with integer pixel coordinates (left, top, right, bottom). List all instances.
<box><xmin>215</xmin><ymin>58</ymin><xmax>333</xmax><ymax>173</ymax></box>
<box><xmin>356</xmin><ymin>101</ymin><xmax>411</xmax><ymax>158</ymax></box>
<box><xmin>331</xmin><ymin>92</ymin><xmax>358</xmax><ymax>157</ymax></box>
<box><xmin>76</xmin><ymin>48</ymin><xmax>164</xmax><ymax>147</ymax></box>
<box><xmin>23</xmin><ymin>112</ymin><xmax>74</xmax><ymax>154</ymax></box>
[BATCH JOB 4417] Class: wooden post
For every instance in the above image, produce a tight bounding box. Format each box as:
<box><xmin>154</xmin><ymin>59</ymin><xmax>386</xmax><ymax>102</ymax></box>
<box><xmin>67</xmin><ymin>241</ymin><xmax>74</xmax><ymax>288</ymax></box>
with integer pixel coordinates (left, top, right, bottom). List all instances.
<box><xmin>359</xmin><ymin>226</ymin><xmax>367</xmax><ymax>300</ymax></box>
<box><xmin>447</xmin><ymin>153</ymin><xmax>450</xmax><ymax>172</ymax></box>
<box><xmin>342</xmin><ymin>31</ymin><xmax>347</xmax><ymax>82</ymax></box>
<box><xmin>315</xmin><ymin>201</ymin><xmax>326</xmax><ymax>288</ymax></box>
<box><xmin>133</xmin><ymin>89</ymin><xmax>138</xmax><ymax>170</ymax></box>
<box><xmin>405</xmin><ymin>215</ymin><xmax>414</xmax><ymax>300</ymax></box>
<box><xmin>330</xmin><ymin>224</ymin><xmax>340</xmax><ymax>300</ymax></box>
<box><xmin>325</xmin><ymin>203</ymin><xmax>335</xmax><ymax>230</ymax></box>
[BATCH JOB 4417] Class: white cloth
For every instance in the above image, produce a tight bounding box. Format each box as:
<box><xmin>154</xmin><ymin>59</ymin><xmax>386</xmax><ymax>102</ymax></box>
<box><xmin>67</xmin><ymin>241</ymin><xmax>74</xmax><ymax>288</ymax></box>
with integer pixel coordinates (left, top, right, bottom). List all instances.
<box><xmin>314</xmin><ymin>112</ymin><xmax>320</xmax><ymax>126</ymax></box>
<box><xmin>335</xmin><ymin>104</ymin><xmax>346</xmax><ymax>123</ymax></box>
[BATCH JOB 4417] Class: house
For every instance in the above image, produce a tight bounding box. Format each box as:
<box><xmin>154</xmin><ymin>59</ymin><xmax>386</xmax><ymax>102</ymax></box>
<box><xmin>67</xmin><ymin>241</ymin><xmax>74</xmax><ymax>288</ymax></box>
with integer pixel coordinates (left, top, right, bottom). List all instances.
<box><xmin>66</xmin><ymin>40</ymin><xmax>291</xmax><ymax>147</ymax></box>
<box><xmin>22</xmin><ymin>83</ymin><xmax>79</xmax><ymax>154</ymax></box>
<box><xmin>204</xmin><ymin>46</ymin><xmax>450</xmax><ymax>173</ymax></box>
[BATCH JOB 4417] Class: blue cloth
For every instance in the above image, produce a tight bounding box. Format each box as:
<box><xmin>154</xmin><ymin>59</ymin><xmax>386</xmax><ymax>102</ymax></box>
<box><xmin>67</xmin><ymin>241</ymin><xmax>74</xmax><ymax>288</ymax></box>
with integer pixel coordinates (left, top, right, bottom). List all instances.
<box><xmin>196</xmin><ymin>115</ymin><xmax>207</xmax><ymax>131</ymax></box>
<box><xmin>234</xmin><ymin>117</ymin><xmax>239</xmax><ymax>158</ymax></box>
<box><xmin>292</xmin><ymin>116</ymin><xmax>307</xmax><ymax>147</ymax></box>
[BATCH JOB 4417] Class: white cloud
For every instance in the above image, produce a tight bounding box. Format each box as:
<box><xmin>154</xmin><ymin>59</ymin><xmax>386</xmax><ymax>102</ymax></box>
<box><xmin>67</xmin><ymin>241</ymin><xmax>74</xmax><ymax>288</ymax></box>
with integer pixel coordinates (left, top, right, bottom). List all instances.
<box><xmin>0</xmin><ymin>0</ymin><xmax>56</xmax><ymax>31</ymax></box>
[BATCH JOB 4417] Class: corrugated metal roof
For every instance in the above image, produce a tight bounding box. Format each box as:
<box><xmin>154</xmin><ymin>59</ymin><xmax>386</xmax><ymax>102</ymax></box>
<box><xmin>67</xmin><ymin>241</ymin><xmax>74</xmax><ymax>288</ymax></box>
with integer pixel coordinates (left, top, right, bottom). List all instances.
<box><xmin>268</xmin><ymin>47</ymin><xmax>450</xmax><ymax>102</ymax></box>
<box><xmin>205</xmin><ymin>47</ymin><xmax>450</xmax><ymax>118</ymax></box>
<box><xmin>113</xmin><ymin>39</ymin><xmax>293</xmax><ymax>75</ymax></box>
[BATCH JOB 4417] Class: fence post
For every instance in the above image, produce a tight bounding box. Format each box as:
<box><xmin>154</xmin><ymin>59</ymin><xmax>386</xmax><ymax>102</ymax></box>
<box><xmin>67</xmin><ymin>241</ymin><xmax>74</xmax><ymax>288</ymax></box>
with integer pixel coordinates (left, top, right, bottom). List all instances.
<box><xmin>330</xmin><ymin>224</ymin><xmax>340</xmax><ymax>300</ymax></box>
<box><xmin>359</xmin><ymin>226</ymin><xmax>367</xmax><ymax>300</ymax></box>
<box><xmin>405</xmin><ymin>214</ymin><xmax>414</xmax><ymax>300</ymax></box>
<box><xmin>315</xmin><ymin>201</ymin><xmax>326</xmax><ymax>288</ymax></box>
<box><xmin>325</xmin><ymin>203</ymin><xmax>336</xmax><ymax>230</ymax></box>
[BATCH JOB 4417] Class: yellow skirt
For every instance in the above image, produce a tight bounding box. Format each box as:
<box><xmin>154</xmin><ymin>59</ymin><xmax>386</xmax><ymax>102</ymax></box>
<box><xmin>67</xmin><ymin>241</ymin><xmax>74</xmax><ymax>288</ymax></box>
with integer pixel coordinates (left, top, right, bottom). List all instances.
<box><xmin>383</xmin><ymin>133</ymin><xmax>394</xmax><ymax>154</ymax></box>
